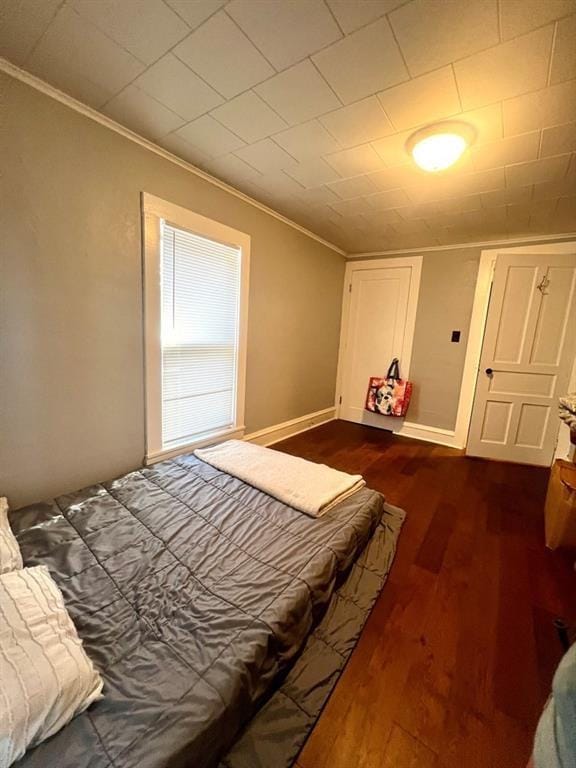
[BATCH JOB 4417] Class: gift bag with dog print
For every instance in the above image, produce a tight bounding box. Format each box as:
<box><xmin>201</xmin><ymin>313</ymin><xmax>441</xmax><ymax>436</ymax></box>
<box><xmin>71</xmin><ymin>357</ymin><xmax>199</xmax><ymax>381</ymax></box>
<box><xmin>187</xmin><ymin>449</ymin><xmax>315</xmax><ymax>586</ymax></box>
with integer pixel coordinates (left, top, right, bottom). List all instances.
<box><xmin>365</xmin><ymin>358</ymin><xmax>412</xmax><ymax>417</ymax></box>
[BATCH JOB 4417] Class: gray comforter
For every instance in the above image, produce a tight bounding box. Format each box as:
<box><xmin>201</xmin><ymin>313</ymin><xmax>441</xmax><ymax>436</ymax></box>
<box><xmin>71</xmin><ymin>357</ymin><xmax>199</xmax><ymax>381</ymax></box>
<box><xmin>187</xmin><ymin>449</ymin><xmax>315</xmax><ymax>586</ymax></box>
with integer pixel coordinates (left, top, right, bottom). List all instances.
<box><xmin>9</xmin><ymin>453</ymin><xmax>403</xmax><ymax>768</ymax></box>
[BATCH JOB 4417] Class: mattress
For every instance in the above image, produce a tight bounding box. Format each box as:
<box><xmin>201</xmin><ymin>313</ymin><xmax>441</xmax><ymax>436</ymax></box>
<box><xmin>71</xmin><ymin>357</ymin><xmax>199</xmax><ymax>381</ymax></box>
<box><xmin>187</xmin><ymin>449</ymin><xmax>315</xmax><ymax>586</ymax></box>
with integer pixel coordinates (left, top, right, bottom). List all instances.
<box><xmin>8</xmin><ymin>452</ymin><xmax>403</xmax><ymax>768</ymax></box>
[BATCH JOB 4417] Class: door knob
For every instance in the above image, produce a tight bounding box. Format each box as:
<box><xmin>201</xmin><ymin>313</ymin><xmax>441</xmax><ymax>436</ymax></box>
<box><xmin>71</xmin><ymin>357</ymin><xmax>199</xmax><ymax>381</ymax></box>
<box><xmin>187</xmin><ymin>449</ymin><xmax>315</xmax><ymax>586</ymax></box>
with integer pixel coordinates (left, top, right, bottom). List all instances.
<box><xmin>485</xmin><ymin>368</ymin><xmax>493</xmax><ymax>375</ymax></box>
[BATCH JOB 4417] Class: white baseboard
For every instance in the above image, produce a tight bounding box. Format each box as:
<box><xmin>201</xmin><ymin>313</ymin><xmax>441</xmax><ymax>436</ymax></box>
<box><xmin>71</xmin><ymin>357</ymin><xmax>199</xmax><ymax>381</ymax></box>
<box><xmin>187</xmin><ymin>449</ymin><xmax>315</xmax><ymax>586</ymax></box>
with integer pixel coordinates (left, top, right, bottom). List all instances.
<box><xmin>394</xmin><ymin>421</ymin><xmax>464</xmax><ymax>449</ymax></box>
<box><xmin>244</xmin><ymin>407</ymin><xmax>337</xmax><ymax>447</ymax></box>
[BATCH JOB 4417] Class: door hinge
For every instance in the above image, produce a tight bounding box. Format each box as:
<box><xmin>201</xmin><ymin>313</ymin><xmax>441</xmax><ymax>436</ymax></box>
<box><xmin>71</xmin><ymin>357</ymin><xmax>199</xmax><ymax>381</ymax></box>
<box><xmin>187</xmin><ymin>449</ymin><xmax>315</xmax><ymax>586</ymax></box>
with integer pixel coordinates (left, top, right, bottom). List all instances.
<box><xmin>338</xmin><ymin>396</ymin><xmax>342</xmax><ymax>405</ymax></box>
<box><xmin>348</xmin><ymin>283</ymin><xmax>352</xmax><ymax>293</ymax></box>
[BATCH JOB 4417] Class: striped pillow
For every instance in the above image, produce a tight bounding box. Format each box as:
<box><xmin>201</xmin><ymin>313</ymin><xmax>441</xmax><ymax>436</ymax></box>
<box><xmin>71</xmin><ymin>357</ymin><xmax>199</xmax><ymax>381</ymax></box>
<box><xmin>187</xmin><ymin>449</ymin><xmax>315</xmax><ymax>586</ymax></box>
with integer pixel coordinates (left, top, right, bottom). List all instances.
<box><xmin>0</xmin><ymin>565</ymin><xmax>104</xmax><ymax>767</ymax></box>
<box><xmin>0</xmin><ymin>498</ymin><xmax>22</xmax><ymax>574</ymax></box>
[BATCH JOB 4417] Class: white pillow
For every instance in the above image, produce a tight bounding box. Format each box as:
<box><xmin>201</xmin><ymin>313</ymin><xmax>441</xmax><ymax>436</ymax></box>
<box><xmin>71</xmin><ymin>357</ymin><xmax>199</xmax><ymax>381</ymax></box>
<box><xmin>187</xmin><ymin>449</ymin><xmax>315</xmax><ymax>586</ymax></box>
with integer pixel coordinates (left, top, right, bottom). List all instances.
<box><xmin>0</xmin><ymin>565</ymin><xmax>103</xmax><ymax>768</ymax></box>
<box><xmin>0</xmin><ymin>497</ymin><xmax>23</xmax><ymax>573</ymax></box>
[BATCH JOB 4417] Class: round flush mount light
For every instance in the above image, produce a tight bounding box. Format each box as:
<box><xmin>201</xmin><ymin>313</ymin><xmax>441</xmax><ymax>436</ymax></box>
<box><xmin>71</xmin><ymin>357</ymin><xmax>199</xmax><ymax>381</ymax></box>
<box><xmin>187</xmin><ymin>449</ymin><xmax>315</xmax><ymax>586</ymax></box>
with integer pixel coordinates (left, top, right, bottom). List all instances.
<box><xmin>406</xmin><ymin>121</ymin><xmax>476</xmax><ymax>172</ymax></box>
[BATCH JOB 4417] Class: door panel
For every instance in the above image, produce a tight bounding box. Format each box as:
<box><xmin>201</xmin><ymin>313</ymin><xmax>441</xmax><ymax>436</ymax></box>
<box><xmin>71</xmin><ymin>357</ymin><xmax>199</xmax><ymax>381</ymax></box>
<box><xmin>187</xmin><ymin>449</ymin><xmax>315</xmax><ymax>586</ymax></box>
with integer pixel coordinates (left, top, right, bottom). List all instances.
<box><xmin>515</xmin><ymin>404</ymin><xmax>550</xmax><ymax>448</ymax></box>
<box><xmin>480</xmin><ymin>401</ymin><xmax>513</xmax><ymax>443</ymax></box>
<box><xmin>530</xmin><ymin>266</ymin><xmax>576</xmax><ymax>365</ymax></box>
<box><xmin>340</xmin><ymin>265</ymin><xmax>412</xmax><ymax>428</ymax></box>
<box><xmin>489</xmin><ymin>371</ymin><xmax>555</xmax><ymax>397</ymax></box>
<box><xmin>467</xmin><ymin>251</ymin><xmax>576</xmax><ymax>465</ymax></box>
<box><xmin>493</xmin><ymin>265</ymin><xmax>540</xmax><ymax>364</ymax></box>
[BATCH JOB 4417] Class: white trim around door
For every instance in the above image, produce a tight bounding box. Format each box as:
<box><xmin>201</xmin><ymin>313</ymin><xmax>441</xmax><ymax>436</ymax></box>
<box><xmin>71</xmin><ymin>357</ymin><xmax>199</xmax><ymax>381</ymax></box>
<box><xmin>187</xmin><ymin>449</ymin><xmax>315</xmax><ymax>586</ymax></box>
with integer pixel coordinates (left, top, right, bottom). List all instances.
<box><xmin>335</xmin><ymin>255</ymin><xmax>422</xmax><ymax>434</ymax></box>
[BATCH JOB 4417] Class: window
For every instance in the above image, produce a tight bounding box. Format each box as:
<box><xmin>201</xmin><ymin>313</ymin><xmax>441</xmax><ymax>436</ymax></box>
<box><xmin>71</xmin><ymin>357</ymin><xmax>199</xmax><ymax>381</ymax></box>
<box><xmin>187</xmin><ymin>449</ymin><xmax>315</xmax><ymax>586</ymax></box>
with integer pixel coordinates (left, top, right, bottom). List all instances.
<box><xmin>142</xmin><ymin>194</ymin><xmax>250</xmax><ymax>463</ymax></box>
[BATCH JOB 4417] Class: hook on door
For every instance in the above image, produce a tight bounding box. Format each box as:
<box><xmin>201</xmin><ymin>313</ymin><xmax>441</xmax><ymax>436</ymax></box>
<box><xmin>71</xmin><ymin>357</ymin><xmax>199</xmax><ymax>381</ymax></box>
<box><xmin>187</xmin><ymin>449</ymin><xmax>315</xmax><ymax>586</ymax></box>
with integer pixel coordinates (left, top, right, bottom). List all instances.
<box><xmin>537</xmin><ymin>275</ymin><xmax>550</xmax><ymax>295</ymax></box>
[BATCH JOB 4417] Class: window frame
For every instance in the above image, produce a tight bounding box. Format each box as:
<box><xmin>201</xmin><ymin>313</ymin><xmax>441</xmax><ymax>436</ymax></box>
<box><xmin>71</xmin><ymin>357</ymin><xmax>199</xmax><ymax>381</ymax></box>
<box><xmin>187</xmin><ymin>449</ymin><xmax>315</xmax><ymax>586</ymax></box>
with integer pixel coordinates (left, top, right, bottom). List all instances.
<box><xmin>142</xmin><ymin>192</ymin><xmax>250</xmax><ymax>464</ymax></box>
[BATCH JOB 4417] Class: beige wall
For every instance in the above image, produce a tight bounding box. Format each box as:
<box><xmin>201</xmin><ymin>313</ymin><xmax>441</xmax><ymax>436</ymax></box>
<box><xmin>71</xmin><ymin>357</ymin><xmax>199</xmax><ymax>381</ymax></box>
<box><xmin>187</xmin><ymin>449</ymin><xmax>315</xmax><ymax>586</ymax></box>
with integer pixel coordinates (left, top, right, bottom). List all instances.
<box><xmin>408</xmin><ymin>248</ymin><xmax>480</xmax><ymax>430</ymax></box>
<box><xmin>0</xmin><ymin>74</ymin><xmax>345</xmax><ymax>508</ymax></box>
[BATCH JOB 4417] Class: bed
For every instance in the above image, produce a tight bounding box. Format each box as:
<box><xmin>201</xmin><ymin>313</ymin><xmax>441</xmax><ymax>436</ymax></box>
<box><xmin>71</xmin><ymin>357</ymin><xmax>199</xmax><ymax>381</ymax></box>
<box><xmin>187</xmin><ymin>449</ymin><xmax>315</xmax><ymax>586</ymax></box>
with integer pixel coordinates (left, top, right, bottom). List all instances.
<box><xmin>8</xmin><ymin>452</ymin><xmax>404</xmax><ymax>768</ymax></box>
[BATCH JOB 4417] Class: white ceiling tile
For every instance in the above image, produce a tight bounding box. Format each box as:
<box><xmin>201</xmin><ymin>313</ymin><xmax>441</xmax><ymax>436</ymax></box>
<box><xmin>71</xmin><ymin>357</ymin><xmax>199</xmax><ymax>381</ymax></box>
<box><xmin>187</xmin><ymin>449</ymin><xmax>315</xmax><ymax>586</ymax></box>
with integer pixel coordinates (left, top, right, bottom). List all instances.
<box><xmin>320</xmin><ymin>96</ymin><xmax>394</xmax><ymax>147</ymax></box>
<box><xmin>477</xmin><ymin>205</ymin><xmax>509</xmax><ymax>229</ymax></box>
<box><xmin>255</xmin><ymin>60</ymin><xmax>341</xmax><ymax>125</ymax></box>
<box><xmin>227</xmin><ymin>0</ymin><xmax>341</xmax><ymax>70</ymax></box>
<box><xmin>526</xmin><ymin>198</ymin><xmax>560</xmax><ymax>231</ymax></box>
<box><xmin>378</xmin><ymin>67</ymin><xmax>461</xmax><ymax>131</ymax></box>
<box><xmin>389</xmin><ymin>0</ymin><xmax>499</xmax><ymax>77</ymax></box>
<box><xmin>199</xmin><ymin>153</ymin><xmax>263</xmax><ymax>183</ymax></box>
<box><xmin>104</xmin><ymin>85</ymin><xmax>185</xmax><ymax>140</ymax></box>
<box><xmin>371</xmin><ymin>130</ymin><xmax>412</xmax><ymax>167</ymax></box>
<box><xmin>368</xmin><ymin>163</ymin><xmax>428</xmax><ymax>191</ymax></box>
<box><xmin>432</xmin><ymin>209</ymin><xmax>486</xmax><ymax>230</ymax></box>
<box><xmin>454</xmin><ymin>26</ymin><xmax>554</xmax><ymax>111</ymax></box>
<box><xmin>506</xmin><ymin>155</ymin><xmax>571</xmax><ymax>187</ymax></box>
<box><xmin>327</xmin><ymin>174</ymin><xmax>378</xmax><ymax>199</ymax></box>
<box><xmin>251</xmin><ymin>187</ymin><xmax>299</xmax><ymax>210</ymax></box>
<box><xmin>435</xmin><ymin>194</ymin><xmax>483</xmax><ymax>215</ymax></box>
<box><xmin>273</xmin><ymin>120</ymin><xmax>342</xmax><ymax>160</ymax></box>
<box><xmin>362</xmin><ymin>208</ymin><xmax>405</xmax><ymax>226</ymax></box>
<box><xmin>325</xmin><ymin>0</ymin><xmax>405</xmax><ymax>34</ymax></box>
<box><xmin>250</xmin><ymin>171</ymin><xmax>305</xmax><ymax>196</ymax></box>
<box><xmin>325</xmin><ymin>144</ymin><xmax>385</xmax><ymax>176</ymax></box>
<box><xmin>210</xmin><ymin>91</ymin><xmax>288</xmax><ymax>144</ymax></box>
<box><xmin>27</xmin><ymin>6</ymin><xmax>145</xmax><ymax>108</ymax></box>
<box><xmin>389</xmin><ymin>219</ymin><xmax>435</xmax><ymax>238</ymax></box>
<box><xmin>503</xmin><ymin>80</ymin><xmax>576</xmax><ymax>135</ymax></box>
<box><xmin>174</xmin><ymin>11</ymin><xmax>274</xmax><ymax>98</ymax></box>
<box><xmin>541</xmin><ymin>123</ymin><xmax>576</xmax><ymax>158</ymax></box>
<box><xmin>0</xmin><ymin>0</ymin><xmax>62</xmax><ymax>65</ymax></box>
<box><xmin>71</xmin><ymin>0</ymin><xmax>189</xmax><ymax>65</ymax></box>
<box><xmin>134</xmin><ymin>54</ymin><xmax>222</xmax><ymax>121</ymax></box>
<box><xmin>165</xmin><ymin>0</ymin><xmax>227</xmax><ymax>29</ymax></box>
<box><xmin>480</xmin><ymin>185</ymin><xmax>533</xmax><ymax>208</ymax></box>
<box><xmin>312</xmin><ymin>17</ymin><xmax>408</xmax><ymax>104</ymax></box>
<box><xmin>284</xmin><ymin>158</ymin><xmax>341</xmax><ymax>187</ymax></box>
<box><xmin>176</xmin><ymin>114</ymin><xmax>246</xmax><ymax>156</ymax></box>
<box><xmin>330</xmin><ymin>197</ymin><xmax>374</xmax><ymax>215</ymax></box>
<box><xmin>551</xmin><ymin>13</ymin><xmax>576</xmax><ymax>85</ymax></box>
<box><xmin>319</xmin><ymin>97</ymin><xmax>394</xmax><ymax>148</ymax></box>
<box><xmin>295</xmin><ymin>186</ymin><xmax>341</xmax><ymax>207</ymax></box>
<box><xmin>396</xmin><ymin>202</ymin><xmax>439</xmax><ymax>220</ymax></box>
<box><xmin>553</xmin><ymin>196</ymin><xmax>576</xmax><ymax>228</ymax></box>
<box><xmin>500</xmin><ymin>0</ymin><xmax>575</xmax><ymax>41</ymax></box>
<box><xmin>159</xmin><ymin>133</ymin><xmax>212</xmax><ymax>166</ymax></box>
<box><xmin>471</xmin><ymin>132</ymin><xmax>541</xmax><ymax>172</ymax></box>
<box><xmin>406</xmin><ymin>167</ymin><xmax>505</xmax><ymax>203</ymax></box>
<box><xmin>366</xmin><ymin>188</ymin><xmax>411</xmax><ymax>210</ymax></box>
<box><xmin>458</xmin><ymin>104</ymin><xmax>504</xmax><ymax>145</ymax></box>
<box><xmin>234</xmin><ymin>138</ymin><xmax>297</xmax><ymax>173</ymax></box>
<box><xmin>455</xmin><ymin>167</ymin><xmax>507</xmax><ymax>196</ymax></box>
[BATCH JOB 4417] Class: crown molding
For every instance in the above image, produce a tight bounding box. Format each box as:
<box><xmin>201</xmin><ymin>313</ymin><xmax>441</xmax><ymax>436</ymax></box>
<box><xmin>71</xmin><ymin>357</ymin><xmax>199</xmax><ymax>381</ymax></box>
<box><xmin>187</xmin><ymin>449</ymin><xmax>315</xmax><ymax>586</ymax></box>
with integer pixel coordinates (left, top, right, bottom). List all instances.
<box><xmin>0</xmin><ymin>58</ymin><xmax>346</xmax><ymax>257</ymax></box>
<box><xmin>348</xmin><ymin>232</ymin><xmax>576</xmax><ymax>259</ymax></box>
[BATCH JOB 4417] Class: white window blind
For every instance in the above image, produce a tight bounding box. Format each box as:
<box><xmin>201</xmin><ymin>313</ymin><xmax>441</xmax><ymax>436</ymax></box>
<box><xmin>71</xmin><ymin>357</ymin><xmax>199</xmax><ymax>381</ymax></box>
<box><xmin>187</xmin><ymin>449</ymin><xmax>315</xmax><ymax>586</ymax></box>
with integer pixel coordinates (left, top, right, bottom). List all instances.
<box><xmin>160</xmin><ymin>222</ymin><xmax>241</xmax><ymax>449</ymax></box>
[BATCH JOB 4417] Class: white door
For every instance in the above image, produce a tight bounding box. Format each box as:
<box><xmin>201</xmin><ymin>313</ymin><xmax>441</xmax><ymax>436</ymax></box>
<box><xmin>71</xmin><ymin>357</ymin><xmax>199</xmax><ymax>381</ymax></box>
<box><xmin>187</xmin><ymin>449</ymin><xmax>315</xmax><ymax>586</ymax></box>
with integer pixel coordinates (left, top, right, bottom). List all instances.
<box><xmin>339</xmin><ymin>260</ymin><xmax>420</xmax><ymax>429</ymax></box>
<box><xmin>467</xmin><ymin>251</ymin><xmax>576</xmax><ymax>465</ymax></box>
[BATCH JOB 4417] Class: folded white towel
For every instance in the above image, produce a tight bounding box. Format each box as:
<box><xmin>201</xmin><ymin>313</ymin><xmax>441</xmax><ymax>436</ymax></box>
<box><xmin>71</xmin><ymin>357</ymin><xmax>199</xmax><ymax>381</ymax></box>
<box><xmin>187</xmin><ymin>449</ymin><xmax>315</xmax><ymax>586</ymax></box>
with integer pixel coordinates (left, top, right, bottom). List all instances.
<box><xmin>195</xmin><ymin>440</ymin><xmax>365</xmax><ymax>517</ymax></box>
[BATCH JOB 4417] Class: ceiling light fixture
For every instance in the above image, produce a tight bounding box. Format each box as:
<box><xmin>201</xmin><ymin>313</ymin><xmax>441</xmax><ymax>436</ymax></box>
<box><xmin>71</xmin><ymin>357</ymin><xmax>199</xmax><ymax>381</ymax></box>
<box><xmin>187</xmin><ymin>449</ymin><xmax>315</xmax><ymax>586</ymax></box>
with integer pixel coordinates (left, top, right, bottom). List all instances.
<box><xmin>406</xmin><ymin>121</ymin><xmax>476</xmax><ymax>172</ymax></box>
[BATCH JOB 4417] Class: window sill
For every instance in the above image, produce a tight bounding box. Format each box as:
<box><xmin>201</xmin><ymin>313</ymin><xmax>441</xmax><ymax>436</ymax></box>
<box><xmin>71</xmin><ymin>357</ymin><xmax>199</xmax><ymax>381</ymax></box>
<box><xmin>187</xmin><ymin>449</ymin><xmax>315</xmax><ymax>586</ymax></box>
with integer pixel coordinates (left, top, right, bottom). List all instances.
<box><xmin>145</xmin><ymin>426</ymin><xmax>245</xmax><ymax>465</ymax></box>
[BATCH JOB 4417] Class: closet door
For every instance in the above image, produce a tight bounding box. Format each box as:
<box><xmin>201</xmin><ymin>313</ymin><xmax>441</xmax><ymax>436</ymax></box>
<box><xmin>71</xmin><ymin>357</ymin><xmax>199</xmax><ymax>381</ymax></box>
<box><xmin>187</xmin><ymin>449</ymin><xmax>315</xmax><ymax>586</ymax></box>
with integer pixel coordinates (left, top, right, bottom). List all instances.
<box><xmin>467</xmin><ymin>252</ymin><xmax>576</xmax><ymax>465</ymax></box>
<box><xmin>339</xmin><ymin>262</ymin><xmax>418</xmax><ymax>429</ymax></box>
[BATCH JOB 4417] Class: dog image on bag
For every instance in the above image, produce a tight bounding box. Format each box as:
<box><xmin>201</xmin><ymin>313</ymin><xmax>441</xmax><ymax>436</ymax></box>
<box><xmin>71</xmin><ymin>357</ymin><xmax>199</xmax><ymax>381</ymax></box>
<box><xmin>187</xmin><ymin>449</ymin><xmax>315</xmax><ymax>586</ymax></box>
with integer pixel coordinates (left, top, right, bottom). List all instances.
<box><xmin>375</xmin><ymin>385</ymin><xmax>393</xmax><ymax>414</ymax></box>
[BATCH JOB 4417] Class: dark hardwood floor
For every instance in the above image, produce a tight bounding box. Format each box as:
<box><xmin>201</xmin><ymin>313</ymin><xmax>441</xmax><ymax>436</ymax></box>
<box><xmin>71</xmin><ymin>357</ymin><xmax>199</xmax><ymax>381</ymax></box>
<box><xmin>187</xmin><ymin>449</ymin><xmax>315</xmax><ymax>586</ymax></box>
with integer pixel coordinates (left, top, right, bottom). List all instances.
<box><xmin>274</xmin><ymin>420</ymin><xmax>576</xmax><ymax>768</ymax></box>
